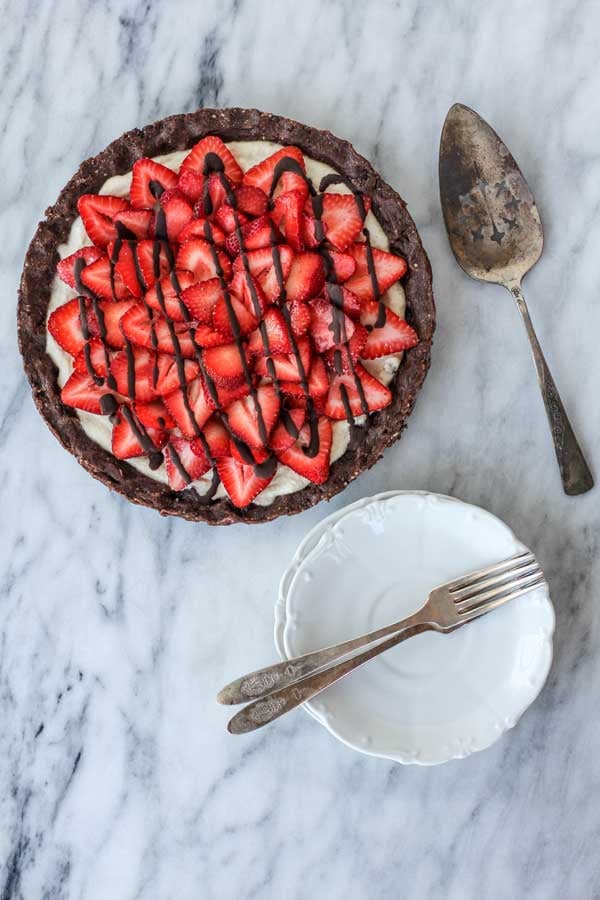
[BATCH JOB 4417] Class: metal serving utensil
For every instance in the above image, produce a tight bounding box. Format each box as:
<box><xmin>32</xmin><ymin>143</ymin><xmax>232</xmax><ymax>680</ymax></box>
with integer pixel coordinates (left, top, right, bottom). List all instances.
<box><xmin>439</xmin><ymin>103</ymin><xmax>593</xmax><ymax>496</ymax></box>
<box><xmin>220</xmin><ymin>551</ymin><xmax>545</xmax><ymax>734</ymax></box>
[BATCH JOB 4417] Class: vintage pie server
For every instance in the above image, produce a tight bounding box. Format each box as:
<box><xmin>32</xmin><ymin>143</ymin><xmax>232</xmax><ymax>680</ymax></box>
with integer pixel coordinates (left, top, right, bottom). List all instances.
<box><xmin>439</xmin><ymin>103</ymin><xmax>593</xmax><ymax>495</ymax></box>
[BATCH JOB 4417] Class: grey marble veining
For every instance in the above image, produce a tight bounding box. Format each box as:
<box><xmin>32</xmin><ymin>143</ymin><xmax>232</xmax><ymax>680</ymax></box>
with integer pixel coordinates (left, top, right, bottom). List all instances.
<box><xmin>2</xmin><ymin>0</ymin><xmax>600</xmax><ymax>897</ymax></box>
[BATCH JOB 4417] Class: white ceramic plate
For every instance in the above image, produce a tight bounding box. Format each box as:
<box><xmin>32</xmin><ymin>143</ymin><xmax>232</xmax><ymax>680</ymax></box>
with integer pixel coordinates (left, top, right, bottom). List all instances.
<box><xmin>275</xmin><ymin>492</ymin><xmax>555</xmax><ymax>765</ymax></box>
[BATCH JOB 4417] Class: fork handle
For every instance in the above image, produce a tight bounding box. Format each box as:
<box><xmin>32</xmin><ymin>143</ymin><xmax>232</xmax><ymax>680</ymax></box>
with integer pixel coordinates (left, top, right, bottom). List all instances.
<box><xmin>226</xmin><ymin>620</ymin><xmax>433</xmax><ymax>734</ymax></box>
<box><xmin>511</xmin><ymin>284</ymin><xmax>593</xmax><ymax>495</ymax></box>
<box><xmin>218</xmin><ymin>609</ymin><xmax>430</xmax><ymax>706</ymax></box>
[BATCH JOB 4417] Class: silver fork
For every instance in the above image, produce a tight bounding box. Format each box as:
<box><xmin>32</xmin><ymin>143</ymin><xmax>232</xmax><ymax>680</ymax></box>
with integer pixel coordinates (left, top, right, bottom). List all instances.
<box><xmin>219</xmin><ymin>551</ymin><xmax>546</xmax><ymax>734</ymax></box>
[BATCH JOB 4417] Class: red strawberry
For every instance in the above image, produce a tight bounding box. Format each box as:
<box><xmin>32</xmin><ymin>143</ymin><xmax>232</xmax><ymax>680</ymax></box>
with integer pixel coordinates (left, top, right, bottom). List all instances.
<box><xmin>213</xmin><ymin>293</ymin><xmax>257</xmax><ymax>339</ymax></box>
<box><xmin>113</xmin><ymin>242</ymin><xmax>145</xmax><ymax>297</ymax></box>
<box><xmin>181</xmin><ymin>278</ymin><xmax>223</xmax><ymax>324</ymax></box>
<box><xmin>159</xmin><ymin>189</ymin><xmax>194</xmax><ymax>241</ymax></box>
<box><xmin>326</xmin><ymin>284</ymin><xmax>361</xmax><ymax>319</ymax></box>
<box><xmin>243</xmin><ymin>146</ymin><xmax>307</xmax><ymax>199</ymax></box>
<box><xmin>309</xmin><ymin>297</ymin><xmax>355</xmax><ymax>352</ymax></box>
<box><xmin>177</xmin><ymin>168</ymin><xmax>205</xmax><ymax>202</ymax></box>
<box><xmin>153</xmin><ymin>354</ymin><xmax>200</xmax><ymax>396</ymax></box>
<box><xmin>229</xmin><ymin>271</ymin><xmax>267</xmax><ymax>316</ymax></box>
<box><xmin>57</xmin><ymin>247</ymin><xmax>103</xmax><ymax>288</ymax></box>
<box><xmin>191</xmin><ymin>416</ymin><xmax>230</xmax><ymax>459</ymax></box>
<box><xmin>319</xmin><ymin>194</ymin><xmax>366</xmax><ymax>250</ymax></box>
<box><xmin>247</xmin><ymin>308</ymin><xmax>291</xmax><ymax>357</ymax></box>
<box><xmin>180</xmin><ymin>135</ymin><xmax>243</xmax><ymax>185</ymax></box>
<box><xmin>203</xmin><ymin>342</ymin><xmax>246</xmax><ymax>387</ymax></box>
<box><xmin>324</xmin><ymin>324</ymin><xmax>368</xmax><ymax>372</ymax></box>
<box><xmin>212</xmin><ymin>203</ymin><xmax>248</xmax><ymax>234</ymax></box>
<box><xmin>233</xmin><ymin>185</ymin><xmax>268</xmax><ymax>217</ymax></box>
<box><xmin>300</xmin><ymin>213</ymin><xmax>322</xmax><ymax>249</ymax></box>
<box><xmin>255</xmin><ymin>336</ymin><xmax>311</xmax><ymax>382</ymax></box>
<box><xmin>285</xmin><ymin>252</ymin><xmax>325</xmax><ymax>302</ymax></box>
<box><xmin>229</xmin><ymin>441</ymin><xmax>270</xmax><ymax>466</ymax></box>
<box><xmin>113</xmin><ymin>208</ymin><xmax>153</xmax><ymax>239</ymax></box>
<box><xmin>121</xmin><ymin>305</ymin><xmax>197</xmax><ymax>358</ymax></box>
<box><xmin>176</xmin><ymin>239</ymin><xmax>231</xmax><ymax>282</ymax></box>
<box><xmin>80</xmin><ymin>254</ymin><xmax>130</xmax><ymax>300</ymax></box>
<box><xmin>225</xmin><ymin>214</ymin><xmax>275</xmax><ymax>256</ymax></box>
<box><xmin>193</xmin><ymin>323</ymin><xmax>229</xmax><ymax>348</ymax></box>
<box><xmin>288</xmin><ymin>301</ymin><xmax>311</xmax><ymax>337</ymax></box>
<box><xmin>325</xmin><ymin>363</ymin><xmax>392</xmax><ymax>420</ymax></box>
<box><xmin>359</xmin><ymin>301</ymin><xmax>419</xmax><ymax>358</ymax></box>
<box><xmin>130</xmin><ymin>158</ymin><xmax>178</xmax><ymax>209</ymax></box>
<box><xmin>327</xmin><ymin>250</ymin><xmax>357</xmax><ymax>283</ymax></box>
<box><xmin>280</xmin><ymin>355</ymin><xmax>329</xmax><ymax>408</ymax></box>
<box><xmin>112</xmin><ymin>411</ymin><xmax>166</xmax><ymax>460</ymax></box>
<box><xmin>73</xmin><ymin>337</ymin><xmax>109</xmax><ymax>377</ymax></box>
<box><xmin>96</xmin><ymin>300</ymin><xmax>137</xmax><ymax>348</ymax></box>
<box><xmin>77</xmin><ymin>195</ymin><xmax>129</xmax><ymax>249</ymax></box>
<box><xmin>178</xmin><ymin>217</ymin><xmax>227</xmax><ymax>247</ymax></box>
<box><xmin>216</xmin><ymin>456</ymin><xmax>274</xmax><ymax>508</ymax></box>
<box><xmin>110</xmin><ymin>346</ymin><xmax>156</xmax><ymax>402</ymax></box>
<box><xmin>277</xmin><ymin>417</ymin><xmax>332</xmax><ymax>484</ymax></box>
<box><xmin>344</xmin><ymin>244</ymin><xmax>407</xmax><ymax>301</ymax></box>
<box><xmin>271</xmin><ymin>190</ymin><xmax>304</xmax><ymax>250</ymax></box>
<box><xmin>164</xmin><ymin>377</ymin><xmax>213</xmax><ymax>437</ymax></box>
<box><xmin>136</xmin><ymin>239</ymin><xmax>173</xmax><ymax>290</ymax></box>
<box><xmin>193</xmin><ymin>174</ymin><xmax>229</xmax><ymax>218</ymax></box>
<box><xmin>165</xmin><ymin>435</ymin><xmax>211</xmax><ymax>490</ymax></box>
<box><xmin>134</xmin><ymin>399</ymin><xmax>175</xmax><ymax>430</ymax></box>
<box><xmin>270</xmin><ymin>408</ymin><xmax>306</xmax><ymax>452</ymax></box>
<box><xmin>144</xmin><ymin>270</ymin><xmax>196</xmax><ymax>323</ymax></box>
<box><xmin>226</xmin><ymin>385</ymin><xmax>280</xmax><ymax>449</ymax></box>
<box><xmin>48</xmin><ymin>298</ymin><xmax>90</xmax><ymax>356</ymax></box>
<box><xmin>233</xmin><ymin>245</ymin><xmax>293</xmax><ymax>303</ymax></box>
<box><xmin>60</xmin><ymin>371</ymin><xmax>105</xmax><ymax>414</ymax></box>
<box><xmin>212</xmin><ymin>380</ymin><xmax>252</xmax><ymax>408</ymax></box>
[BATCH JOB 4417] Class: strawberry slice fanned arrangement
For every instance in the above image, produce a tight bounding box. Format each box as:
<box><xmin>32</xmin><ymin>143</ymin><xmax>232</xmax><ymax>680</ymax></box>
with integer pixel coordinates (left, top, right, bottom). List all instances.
<box><xmin>49</xmin><ymin>136</ymin><xmax>418</xmax><ymax>508</ymax></box>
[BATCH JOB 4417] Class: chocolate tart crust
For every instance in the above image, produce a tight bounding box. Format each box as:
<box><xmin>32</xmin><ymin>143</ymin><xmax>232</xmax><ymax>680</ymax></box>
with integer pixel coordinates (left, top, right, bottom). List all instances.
<box><xmin>18</xmin><ymin>107</ymin><xmax>435</xmax><ymax>525</ymax></box>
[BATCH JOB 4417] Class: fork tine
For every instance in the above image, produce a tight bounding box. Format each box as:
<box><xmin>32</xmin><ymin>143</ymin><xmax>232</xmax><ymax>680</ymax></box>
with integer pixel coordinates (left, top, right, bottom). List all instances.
<box><xmin>444</xmin><ymin>551</ymin><xmax>534</xmax><ymax>593</ymax></box>
<box><xmin>454</xmin><ymin>570</ymin><xmax>544</xmax><ymax>613</ymax></box>
<box><xmin>450</xmin><ymin>560</ymin><xmax>541</xmax><ymax>603</ymax></box>
<box><xmin>456</xmin><ymin>574</ymin><xmax>547</xmax><ymax>622</ymax></box>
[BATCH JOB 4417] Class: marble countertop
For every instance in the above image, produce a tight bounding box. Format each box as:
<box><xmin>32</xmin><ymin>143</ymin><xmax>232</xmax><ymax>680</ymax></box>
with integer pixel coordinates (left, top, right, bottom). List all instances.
<box><xmin>2</xmin><ymin>1</ymin><xmax>600</xmax><ymax>897</ymax></box>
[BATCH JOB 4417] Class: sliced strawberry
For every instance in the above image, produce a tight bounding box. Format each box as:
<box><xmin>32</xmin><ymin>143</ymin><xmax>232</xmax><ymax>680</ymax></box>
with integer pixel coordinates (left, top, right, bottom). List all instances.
<box><xmin>247</xmin><ymin>308</ymin><xmax>291</xmax><ymax>357</ymax></box>
<box><xmin>233</xmin><ymin>245</ymin><xmax>294</xmax><ymax>303</ymax></box>
<box><xmin>216</xmin><ymin>456</ymin><xmax>274</xmax><ymax>508</ymax></box>
<box><xmin>270</xmin><ymin>408</ymin><xmax>306</xmax><ymax>452</ymax></box>
<box><xmin>191</xmin><ymin>416</ymin><xmax>230</xmax><ymax>459</ymax></box>
<box><xmin>165</xmin><ymin>435</ymin><xmax>211</xmax><ymax>490</ymax></box>
<box><xmin>212</xmin><ymin>202</ymin><xmax>248</xmax><ymax>234</ymax></box>
<box><xmin>48</xmin><ymin>298</ymin><xmax>90</xmax><ymax>356</ymax></box>
<box><xmin>271</xmin><ymin>190</ymin><xmax>304</xmax><ymax>250</ymax></box>
<box><xmin>164</xmin><ymin>377</ymin><xmax>213</xmax><ymax>438</ymax></box>
<box><xmin>60</xmin><ymin>371</ymin><xmax>104</xmax><ymax>414</ymax></box>
<box><xmin>212</xmin><ymin>380</ymin><xmax>252</xmax><ymax>408</ymax></box>
<box><xmin>181</xmin><ymin>277</ymin><xmax>222</xmax><ymax>324</ymax></box>
<box><xmin>96</xmin><ymin>300</ymin><xmax>137</xmax><ymax>348</ymax></box>
<box><xmin>193</xmin><ymin>323</ymin><xmax>229</xmax><ymax>348</ymax></box>
<box><xmin>73</xmin><ymin>337</ymin><xmax>109</xmax><ymax>377</ymax></box>
<box><xmin>110</xmin><ymin>346</ymin><xmax>156</xmax><ymax>402</ymax></box>
<box><xmin>300</xmin><ymin>213</ymin><xmax>322</xmax><ymax>249</ymax></box>
<box><xmin>193</xmin><ymin>173</ymin><xmax>229</xmax><ymax>218</ymax></box>
<box><xmin>243</xmin><ymin>146</ymin><xmax>307</xmax><ymax>199</ymax></box>
<box><xmin>255</xmin><ymin>336</ymin><xmax>311</xmax><ymax>382</ymax></box>
<box><xmin>327</xmin><ymin>249</ymin><xmax>357</xmax><ymax>283</ymax></box>
<box><xmin>233</xmin><ymin>185</ymin><xmax>268</xmax><ymax>217</ymax></box>
<box><xmin>159</xmin><ymin>189</ymin><xmax>194</xmax><ymax>241</ymax></box>
<box><xmin>113</xmin><ymin>208</ymin><xmax>153</xmax><ymax>239</ymax></box>
<box><xmin>326</xmin><ymin>284</ymin><xmax>361</xmax><ymax>319</ymax></box>
<box><xmin>230</xmin><ymin>440</ymin><xmax>270</xmax><ymax>466</ymax></box>
<box><xmin>180</xmin><ymin>135</ymin><xmax>243</xmax><ymax>185</ymax></box>
<box><xmin>113</xmin><ymin>242</ymin><xmax>145</xmax><ymax>297</ymax></box>
<box><xmin>77</xmin><ymin>195</ymin><xmax>129</xmax><ymax>249</ymax></box>
<box><xmin>177</xmin><ymin>168</ymin><xmax>205</xmax><ymax>202</ymax></box>
<box><xmin>203</xmin><ymin>342</ymin><xmax>246</xmax><ymax>387</ymax></box>
<box><xmin>57</xmin><ymin>247</ymin><xmax>103</xmax><ymax>288</ymax></box>
<box><xmin>134</xmin><ymin>399</ymin><xmax>175</xmax><ymax>430</ymax></box>
<box><xmin>344</xmin><ymin>244</ymin><xmax>408</xmax><ymax>301</ymax></box>
<box><xmin>309</xmin><ymin>297</ymin><xmax>355</xmax><ymax>352</ymax></box>
<box><xmin>121</xmin><ymin>305</ymin><xmax>197</xmax><ymax>358</ymax></box>
<box><xmin>229</xmin><ymin>271</ymin><xmax>267</xmax><ymax>316</ymax></box>
<box><xmin>325</xmin><ymin>363</ymin><xmax>392</xmax><ymax>420</ymax></box>
<box><xmin>280</xmin><ymin>355</ymin><xmax>329</xmax><ymax>409</ymax></box>
<box><xmin>178</xmin><ymin>217</ymin><xmax>227</xmax><ymax>247</ymax></box>
<box><xmin>359</xmin><ymin>301</ymin><xmax>419</xmax><ymax>358</ymax></box>
<box><xmin>130</xmin><ymin>158</ymin><xmax>178</xmax><ymax>209</ymax></box>
<box><xmin>176</xmin><ymin>238</ymin><xmax>231</xmax><ymax>282</ymax></box>
<box><xmin>213</xmin><ymin>293</ymin><xmax>257</xmax><ymax>339</ymax></box>
<box><xmin>80</xmin><ymin>255</ymin><xmax>130</xmax><ymax>300</ymax></box>
<box><xmin>153</xmin><ymin>354</ymin><xmax>200</xmax><ymax>396</ymax></box>
<box><xmin>226</xmin><ymin>385</ymin><xmax>280</xmax><ymax>449</ymax></box>
<box><xmin>288</xmin><ymin>301</ymin><xmax>311</xmax><ymax>337</ymax></box>
<box><xmin>225</xmin><ymin>214</ymin><xmax>275</xmax><ymax>256</ymax></box>
<box><xmin>144</xmin><ymin>270</ymin><xmax>196</xmax><ymax>323</ymax></box>
<box><xmin>319</xmin><ymin>193</ymin><xmax>365</xmax><ymax>250</ymax></box>
<box><xmin>285</xmin><ymin>252</ymin><xmax>325</xmax><ymax>302</ymax></box>
<box><xmin>277</xmin><ymin>417</ymin><xmax>332</xmax><ymax>484</ymax></box>
<box><xmin>324</xmin><ymin>324</ymin><xmax>368</xmax><ymax>372</ymax></box>
<box><xmin>136</xmin><ymin>239</ymin><xmax>172</xmax><ymax>290</ymax></box>
<box><xmin>112</xmin><ymin>411</ymin><xmax>166</xmax><ymax>460</ymax></box>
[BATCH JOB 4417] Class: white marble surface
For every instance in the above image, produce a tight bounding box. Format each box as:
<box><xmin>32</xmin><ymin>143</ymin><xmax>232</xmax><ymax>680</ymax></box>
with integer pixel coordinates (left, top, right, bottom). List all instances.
<box><xmin>2</xmin><ymin>1</ymin><xmax>600</xmax><ymax>897</ymax></box>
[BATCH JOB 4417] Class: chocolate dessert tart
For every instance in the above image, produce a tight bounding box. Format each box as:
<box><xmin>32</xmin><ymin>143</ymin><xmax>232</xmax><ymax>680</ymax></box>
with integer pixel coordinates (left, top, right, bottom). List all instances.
<box><xmin>18</xmin><ymin>108</ymin><xmax>435</xmax><ymax>525</ymax></box>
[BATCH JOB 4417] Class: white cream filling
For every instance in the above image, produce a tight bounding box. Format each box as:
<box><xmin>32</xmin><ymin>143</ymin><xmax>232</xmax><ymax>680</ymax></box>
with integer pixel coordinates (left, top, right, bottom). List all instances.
<box><xmin>46</xmin><ymin>141</ymin><xmax>406</xmax><ymax>505</ymax></box>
